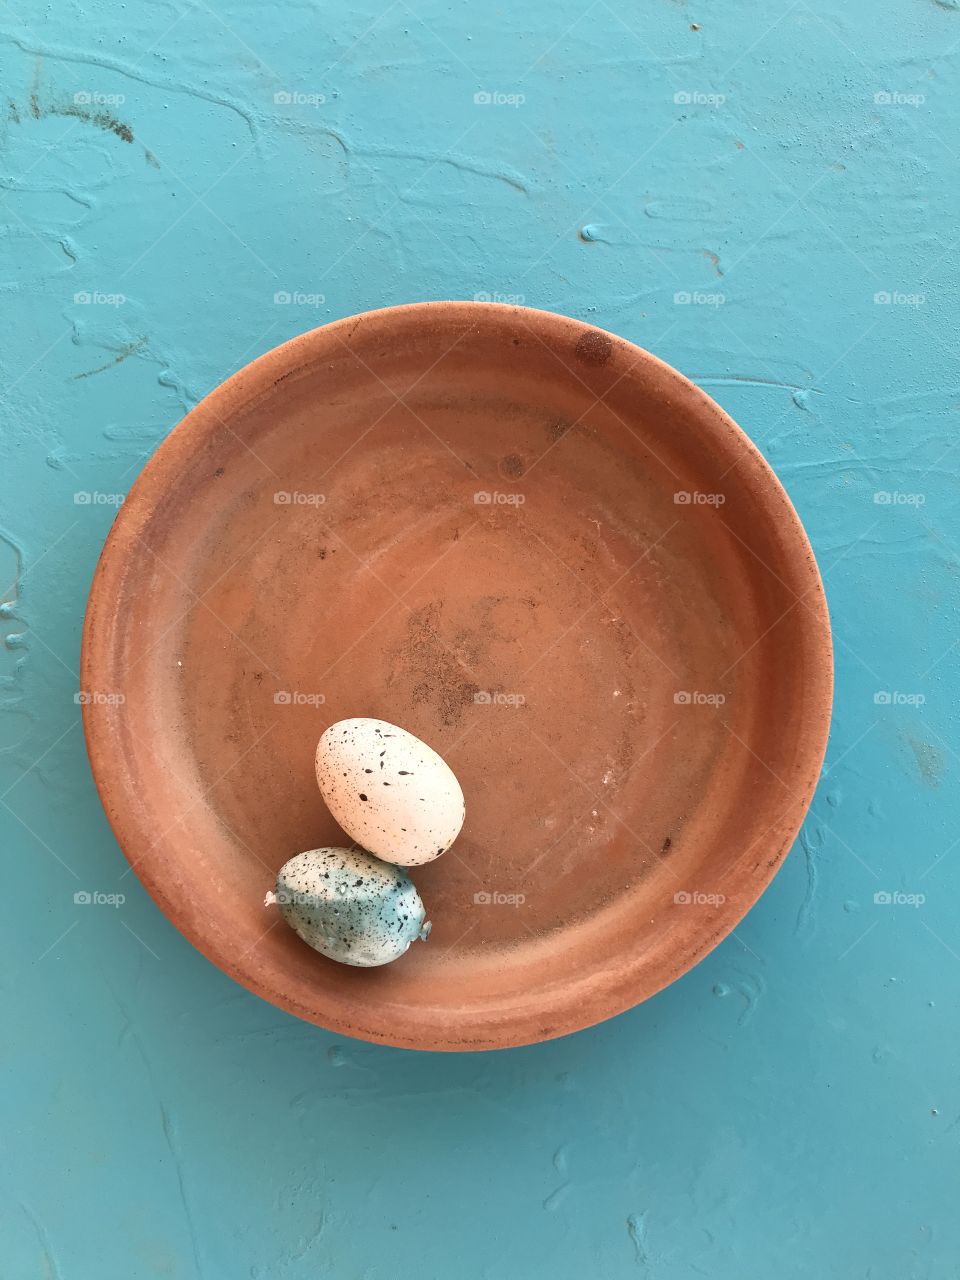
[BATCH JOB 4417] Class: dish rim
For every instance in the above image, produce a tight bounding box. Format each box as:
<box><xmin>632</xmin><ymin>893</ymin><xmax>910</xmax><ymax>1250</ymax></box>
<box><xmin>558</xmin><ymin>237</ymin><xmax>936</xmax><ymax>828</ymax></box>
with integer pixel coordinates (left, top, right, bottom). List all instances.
<box><xmin>81</xmin><ymin>301</ymin><xmax>834</xmax><ymax>1050</ymax></box>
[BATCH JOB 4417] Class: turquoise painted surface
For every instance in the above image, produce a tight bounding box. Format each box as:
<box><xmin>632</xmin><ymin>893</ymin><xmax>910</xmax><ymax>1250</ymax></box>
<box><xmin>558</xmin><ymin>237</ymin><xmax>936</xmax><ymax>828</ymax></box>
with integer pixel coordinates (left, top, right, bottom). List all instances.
<box><xmin>1</xmin><ymin>2</ymin><xmax>958</xmax><ymax>1275</ymax></box>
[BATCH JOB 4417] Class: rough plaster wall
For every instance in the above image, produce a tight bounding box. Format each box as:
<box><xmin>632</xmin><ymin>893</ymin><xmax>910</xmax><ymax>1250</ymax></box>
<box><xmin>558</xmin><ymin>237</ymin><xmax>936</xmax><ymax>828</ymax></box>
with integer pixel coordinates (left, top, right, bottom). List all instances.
<box><xmin>1</xmin><ymin>1</ymin><xmax>958</xmax><ymax>1276</ymax></box>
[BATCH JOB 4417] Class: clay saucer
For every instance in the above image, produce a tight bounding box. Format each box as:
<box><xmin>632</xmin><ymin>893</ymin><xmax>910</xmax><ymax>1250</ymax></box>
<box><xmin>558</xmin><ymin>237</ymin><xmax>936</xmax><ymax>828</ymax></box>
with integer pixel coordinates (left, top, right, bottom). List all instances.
<box><xmin>81</xmin><ymin>303</ymin><xmax>832</xmax><ymax>1050</ymax></box>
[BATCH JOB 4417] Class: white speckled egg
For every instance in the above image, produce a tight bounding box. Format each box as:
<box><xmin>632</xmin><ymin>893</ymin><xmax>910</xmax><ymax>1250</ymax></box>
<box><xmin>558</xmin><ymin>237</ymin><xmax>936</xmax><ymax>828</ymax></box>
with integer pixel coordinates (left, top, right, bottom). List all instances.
<box><xmin>270</xmin><ymin>848</ymin><xmax>431</xmax><ymax>967</ymax></box>
<box><xmin>315</xmin><ymin>718</ymin><xmax>465</xmax><ymax>866</ymax></box>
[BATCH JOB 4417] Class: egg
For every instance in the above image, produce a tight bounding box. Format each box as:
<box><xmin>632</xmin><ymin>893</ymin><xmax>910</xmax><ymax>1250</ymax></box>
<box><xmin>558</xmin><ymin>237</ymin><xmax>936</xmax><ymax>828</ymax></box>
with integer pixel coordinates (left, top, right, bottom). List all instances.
<box><xmin>270</xmin><ymin>847</ymin><xmax>431</xmax><ymax>967</ymax></box>
<box><xmin>315</xmin><ymin>718</ymin><xmax>465</xmax><ymax>866</ymax></box>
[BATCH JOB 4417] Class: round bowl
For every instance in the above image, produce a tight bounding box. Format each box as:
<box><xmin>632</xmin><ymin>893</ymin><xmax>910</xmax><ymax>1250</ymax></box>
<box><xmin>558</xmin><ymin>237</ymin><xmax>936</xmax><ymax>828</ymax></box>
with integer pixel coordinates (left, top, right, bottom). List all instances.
<box><xmin>81</xmin><ymin>302</ymin><xmax>832</xmax><ymax>1050</ymax></box>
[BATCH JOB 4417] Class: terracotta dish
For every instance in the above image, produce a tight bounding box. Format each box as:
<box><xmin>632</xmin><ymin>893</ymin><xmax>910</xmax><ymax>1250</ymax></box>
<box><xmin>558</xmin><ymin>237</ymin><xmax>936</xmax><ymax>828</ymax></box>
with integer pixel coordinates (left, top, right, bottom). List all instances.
<box><xmin>81</xmin><ymin>303</ymin><xmax>832</xmax><ymax>1050</ymax></box>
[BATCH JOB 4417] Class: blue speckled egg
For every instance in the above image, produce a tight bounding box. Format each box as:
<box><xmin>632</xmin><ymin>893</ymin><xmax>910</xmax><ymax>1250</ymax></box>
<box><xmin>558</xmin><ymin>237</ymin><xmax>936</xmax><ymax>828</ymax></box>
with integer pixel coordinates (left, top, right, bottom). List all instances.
<box><xmin>270</xmin><ymin>847</ymin><xmax>431</xmax><ymax>967</ymax></box>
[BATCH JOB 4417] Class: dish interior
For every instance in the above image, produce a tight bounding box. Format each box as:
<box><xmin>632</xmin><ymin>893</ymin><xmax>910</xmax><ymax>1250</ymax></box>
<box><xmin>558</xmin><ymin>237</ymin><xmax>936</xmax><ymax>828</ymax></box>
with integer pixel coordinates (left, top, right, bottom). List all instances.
<box><xmin>84</xmin><ymin>306</ymin><xmax>830</xmax><ymax>1047</ymax></box>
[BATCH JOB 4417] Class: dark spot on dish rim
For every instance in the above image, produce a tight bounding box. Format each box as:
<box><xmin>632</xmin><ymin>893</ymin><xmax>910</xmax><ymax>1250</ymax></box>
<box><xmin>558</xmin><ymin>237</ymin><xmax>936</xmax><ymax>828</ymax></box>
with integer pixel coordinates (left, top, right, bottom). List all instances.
<box><xmin>574</xmin><ymin>330</ymin><xmax>613</xmax><ymax>368</ymax></box>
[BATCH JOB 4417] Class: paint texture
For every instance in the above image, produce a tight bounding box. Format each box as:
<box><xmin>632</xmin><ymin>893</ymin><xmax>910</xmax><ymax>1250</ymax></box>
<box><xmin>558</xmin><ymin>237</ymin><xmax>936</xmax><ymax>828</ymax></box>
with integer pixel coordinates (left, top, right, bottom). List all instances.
<box><xmin>1</xmin><ymin>1</ymin><xmax>958</xmax><ymax>1276</ymax></box>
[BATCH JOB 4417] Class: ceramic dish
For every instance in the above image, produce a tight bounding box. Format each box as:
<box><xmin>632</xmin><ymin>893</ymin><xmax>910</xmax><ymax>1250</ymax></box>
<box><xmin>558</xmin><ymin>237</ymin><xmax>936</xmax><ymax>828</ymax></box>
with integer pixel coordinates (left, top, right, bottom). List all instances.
<box><xmin>81</xmin><ymin>302</ymin><xmax>832</xmax><ymax>1050</ymax></box>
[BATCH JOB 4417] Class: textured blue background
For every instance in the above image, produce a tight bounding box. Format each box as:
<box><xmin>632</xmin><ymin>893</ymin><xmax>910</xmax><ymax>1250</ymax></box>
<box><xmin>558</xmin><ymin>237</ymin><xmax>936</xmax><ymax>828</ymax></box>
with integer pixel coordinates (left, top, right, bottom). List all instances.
<box><xmin>2</xmin><ymin>2</ymin><xmax>958</xmax><ymax>1276</ymax></box>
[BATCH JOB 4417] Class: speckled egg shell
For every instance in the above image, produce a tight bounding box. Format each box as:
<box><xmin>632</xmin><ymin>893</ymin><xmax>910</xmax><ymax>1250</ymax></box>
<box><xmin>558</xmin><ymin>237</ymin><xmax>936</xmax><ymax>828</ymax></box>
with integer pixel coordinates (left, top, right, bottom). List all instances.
<box><xmin>315</xmin><ymin>718</ymin><xmax>465</xmax><ymax>866</ymax></box>
<box><xmin>272</xmin><ymin>848</ymin><xmax>431</xmax><ymax>967</ymax></box>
